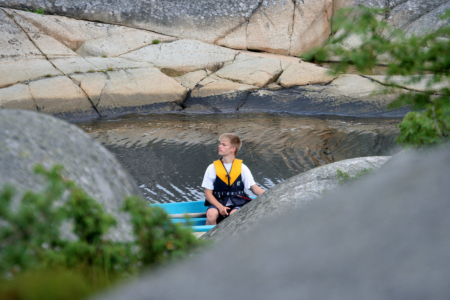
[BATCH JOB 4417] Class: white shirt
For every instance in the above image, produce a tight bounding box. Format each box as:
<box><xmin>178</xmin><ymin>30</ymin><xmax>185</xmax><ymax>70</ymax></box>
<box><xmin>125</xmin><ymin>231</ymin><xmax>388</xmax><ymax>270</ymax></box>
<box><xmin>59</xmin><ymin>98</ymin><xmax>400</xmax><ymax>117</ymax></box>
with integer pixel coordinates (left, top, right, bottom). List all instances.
<box><xmin>201</xmin><ymin>161</ymin><xmax>256</xmax><ymax>191</ymax></box>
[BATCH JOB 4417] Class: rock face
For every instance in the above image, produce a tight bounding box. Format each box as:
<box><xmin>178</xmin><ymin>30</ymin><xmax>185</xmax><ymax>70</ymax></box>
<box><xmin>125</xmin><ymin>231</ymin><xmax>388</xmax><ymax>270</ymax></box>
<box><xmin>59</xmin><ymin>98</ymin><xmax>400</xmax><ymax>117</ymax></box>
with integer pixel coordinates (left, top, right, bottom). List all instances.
<box><xmin>92</xmin><ymin>146</ymin><xmax>450</xmax><ymax>300</ymax></box>
<box><xmin>0</xmin><ymin>0</ymin><xmax>447</xmax><ymax>56</ymax></box>
<box><xmin>0</xmin><ymin>109</ymin><xmax>142</xmax><ymax>241</ymax></box>
<box><xmin>1</xmin><ymin>2</ymin><xmax>446</xmax><ymax>119</ymax></box>
<box><xmin>203</xmin><ymin>156</ymin><xmax>390</xmax><ymax>241</ymax></box>
<box><xmin>185</xmin><ymin>74</ymin><xmax>410</xmax><ymax>117</ymax></box>
<box><xmin>0</xmin><ymin>8</ymin><xmax>189</xmax><ymax>120</ymax></box>
<box><xmin>0</xmin><ymin>0</ymin><xmax>332</xmax><ymax>56</ymax></box>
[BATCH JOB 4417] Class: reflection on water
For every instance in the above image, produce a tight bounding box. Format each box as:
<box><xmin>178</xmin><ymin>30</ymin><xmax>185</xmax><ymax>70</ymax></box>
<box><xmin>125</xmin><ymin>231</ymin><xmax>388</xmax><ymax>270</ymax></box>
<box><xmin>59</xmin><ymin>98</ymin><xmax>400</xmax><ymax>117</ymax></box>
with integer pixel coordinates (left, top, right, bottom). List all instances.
<box><xmin>78</xmin><ymin>113</ymin><xmax>401</xmax><ymax>203</ymax></box>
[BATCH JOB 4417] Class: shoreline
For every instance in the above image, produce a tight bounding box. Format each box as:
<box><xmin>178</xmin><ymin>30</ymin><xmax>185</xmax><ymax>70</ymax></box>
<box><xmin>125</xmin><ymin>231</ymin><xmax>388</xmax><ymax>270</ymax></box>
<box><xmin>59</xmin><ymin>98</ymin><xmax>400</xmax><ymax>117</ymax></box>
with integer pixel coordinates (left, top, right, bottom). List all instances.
<box><xmin>56</xmin><ymin>85</ymin><xmax>411</xmax><ymax>123</ymax></box>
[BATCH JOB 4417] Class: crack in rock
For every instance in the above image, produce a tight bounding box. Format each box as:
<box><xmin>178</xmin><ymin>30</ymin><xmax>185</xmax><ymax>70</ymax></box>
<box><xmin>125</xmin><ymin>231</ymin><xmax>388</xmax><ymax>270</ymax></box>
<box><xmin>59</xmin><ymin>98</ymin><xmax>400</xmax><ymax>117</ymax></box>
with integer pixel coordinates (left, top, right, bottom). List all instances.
<box><xmin>69</xmin><ymin>76</ymin><xmax>102</xmax><ymax>117</ymax></box>
<box><xmin>26</xmin><ymin>83</ymin><xmax>39</xmax><ymax>111</ymax></box>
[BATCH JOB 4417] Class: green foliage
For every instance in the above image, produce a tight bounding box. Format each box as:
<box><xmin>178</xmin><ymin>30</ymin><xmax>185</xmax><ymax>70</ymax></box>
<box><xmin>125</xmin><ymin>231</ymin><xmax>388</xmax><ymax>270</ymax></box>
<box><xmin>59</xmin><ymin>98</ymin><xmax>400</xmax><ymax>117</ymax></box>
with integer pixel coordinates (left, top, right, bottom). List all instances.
<box><xmin>123</xmin><ymin>197</ymin><xmax>200</xmax><ymax>266</ymax></box>
<box><xmin>0</xmin><ymin>165</ymin><xmax>204</xmax><ymax>299</ymax></box>
<box><xmin>0</xmin><ymin>269</ymin><xmax>94</xmax><ymax>300</ymax></box>
<box><xmin>152</xmin><ymin>39</ymin><xmax>160</xmax><ymax>44</ymax></box>
<box><xmin>26</xmin><ymin>8</ymin><xmax>45</xmax><ymax>15</ymax></box>
<box><xmin>336</xmin><ymin>168</ymin><xmax>373</xmax><ymax>185</ymax></box>
<box><xmin>301</xmin><ymin>6</ymin><xmax>450</xmax><ymax>147</ymax></box>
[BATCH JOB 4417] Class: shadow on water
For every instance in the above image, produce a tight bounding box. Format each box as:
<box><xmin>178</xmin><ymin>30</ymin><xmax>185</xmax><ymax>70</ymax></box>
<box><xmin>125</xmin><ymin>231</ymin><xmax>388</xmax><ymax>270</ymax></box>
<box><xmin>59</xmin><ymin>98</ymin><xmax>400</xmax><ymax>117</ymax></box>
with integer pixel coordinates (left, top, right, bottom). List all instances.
<box><xmin>78</xmin><ymin>113</ymin><xmax>402</xmax><ymax>203</ymax></box>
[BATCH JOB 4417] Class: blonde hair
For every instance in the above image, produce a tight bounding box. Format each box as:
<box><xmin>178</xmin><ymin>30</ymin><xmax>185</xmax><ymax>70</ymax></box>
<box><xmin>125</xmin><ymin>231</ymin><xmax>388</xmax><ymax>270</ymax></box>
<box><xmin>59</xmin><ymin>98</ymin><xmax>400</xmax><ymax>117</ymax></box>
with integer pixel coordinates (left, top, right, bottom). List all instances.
<box><xmin>219</xmin><ymin>133</ymin><xmax>242</xmax><ymax>155</ymax></box>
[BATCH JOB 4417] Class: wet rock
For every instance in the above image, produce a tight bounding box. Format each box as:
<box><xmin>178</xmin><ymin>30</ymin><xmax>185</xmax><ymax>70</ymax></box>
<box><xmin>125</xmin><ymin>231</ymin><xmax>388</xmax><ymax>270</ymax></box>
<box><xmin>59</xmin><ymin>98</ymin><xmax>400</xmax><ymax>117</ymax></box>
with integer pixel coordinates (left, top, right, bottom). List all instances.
<box><xmin>183</xmin><ymin>73</ymin><xmax>260</xmax><ymax>112</ymax></box>
<box><xmin>239</xmin><ymin>75</ymin><xmax>410</xmax><ymax>117</ymax></box>
<box><xmin>92</xmin><ymin>146</ymin><xmax>450</xmax><ymax>300</ymax></box>
<box><xmin>0</xmin><ymin>109</ymin><xmax>143</xmax><ymax>241</ymax></box>
<box><xmin>203</xmin><ymin>156</ymin><xmax>390</xmax><ymax>241</ymax></box>
<box><xmin>184</xmin><ymin>91</ymin><xmax>251</xmax><ymax>113</ymax></box>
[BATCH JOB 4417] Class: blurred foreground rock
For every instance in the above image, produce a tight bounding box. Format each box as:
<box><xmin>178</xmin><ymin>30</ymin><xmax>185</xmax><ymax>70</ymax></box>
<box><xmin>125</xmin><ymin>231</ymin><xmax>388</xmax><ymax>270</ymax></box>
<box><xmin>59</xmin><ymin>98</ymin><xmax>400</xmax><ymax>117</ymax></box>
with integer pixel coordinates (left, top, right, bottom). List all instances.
<box><xmin>92</xmin><ymin>146</ymin><xmax>450</xmax><ymax>299</ymax></box>
<box><xmin>0</xmin><ymin>110</ymin><xmax>142</xmax><ymax>241</ymax></box>
<box><xmin>203</xmin><ymin>155</ymin><xmax>390</xmax><ymax>241</ymax></box>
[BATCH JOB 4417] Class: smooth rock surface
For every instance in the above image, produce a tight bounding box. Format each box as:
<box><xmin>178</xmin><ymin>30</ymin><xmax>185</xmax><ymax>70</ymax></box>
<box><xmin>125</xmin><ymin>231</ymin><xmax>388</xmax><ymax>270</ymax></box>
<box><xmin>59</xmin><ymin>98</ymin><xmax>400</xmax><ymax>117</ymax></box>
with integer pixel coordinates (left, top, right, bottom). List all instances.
<box><xmin>1</xmin><ymin>0</ymin><xmax>447</xmax><ymax>56</ymax></box>
<box><xmin>0</xmin><ymin>110</ymin><xmax>143</xmax><ymax>241</ymax></box>
<box><xmin>0</xmin><ymin>0</ymin><xmax>332</xmax><ymax>55</ymax></box>
<box><xmin>215</xmin><ymin>56</ymin><xmax>282</xmax><ymax>87</ymax></box>
<box><xmin>203</xmin><ymin>156</ymin><xmax>390</xmax><ymax>241</ymax></box>
<box><xmin>277</xmin><ymin>62</ymin><xmax>336</xmax><ymax>87</ymax></box>
<box><xmin>0</xmin><ymin>83</ymin><xmax>36</xmax><ymax>110</ymax></box>
<box><xmin>51</xmin><ymin>57</ymin><xmax>99</xmax><ymax>75</ymax></box>
<box><xmin>91</xmin><ymin>146</ymin><xmax>450</xmax><ymax>300</ymax></box>
<box><xmin>121</xmin><ymin>39</ymin><xmax>238</xmax><ymax>75</ymax></box>
<box><xmin>94</xmin><ymin>68</ymin><xmax>188</xmax><ymax>116</ymax></box>
<box><xmin>173</xmin><ymin>70</ymin><xmax>208</xmax><ymax>90</ymax></box>
<box><xmin>246</xmin><ymin>0</ymin><xmax>295</xmax><ymax>55</ymax></box>
<box><xmin>0</xmin><ymin>58</ymin><xmax>62</xmax><ymax>89</ymax></box>
<box><xmin>289</xmin><ymin>0</ymin><xmax>333</xmax><ymax>55</ymax></box>
<box><xmin>191</xmin><ymin>75</ymin><xmax>259</xmax><ymax>98</ymax></box>
<box><xmin>28</xmin><ymin>75</ymin><xmax>99</xmax><ymax>119</ymax></box>
<box><xmin>13</xmin><ymin>9</ymin><xmax>176</xmax><ymax>55</ymax></box>
<box><xmin>70</xmin><ymin>72</ymin><xmax>108</xmax><ymax>107</ymax></box>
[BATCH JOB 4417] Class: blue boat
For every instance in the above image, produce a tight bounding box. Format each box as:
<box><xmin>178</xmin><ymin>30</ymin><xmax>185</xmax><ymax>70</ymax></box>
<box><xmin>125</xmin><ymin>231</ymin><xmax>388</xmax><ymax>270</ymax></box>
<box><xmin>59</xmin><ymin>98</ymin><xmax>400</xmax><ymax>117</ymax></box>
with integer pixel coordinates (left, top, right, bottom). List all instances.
<box><xmin>151</xmin><ymin>198</ymin><xmax>255</xmax><ymax>233</ymax></box>
<box><xmin>151</xmin><ymin>200</ymin><xmax>215</xmax><ymax>232</ymax></box>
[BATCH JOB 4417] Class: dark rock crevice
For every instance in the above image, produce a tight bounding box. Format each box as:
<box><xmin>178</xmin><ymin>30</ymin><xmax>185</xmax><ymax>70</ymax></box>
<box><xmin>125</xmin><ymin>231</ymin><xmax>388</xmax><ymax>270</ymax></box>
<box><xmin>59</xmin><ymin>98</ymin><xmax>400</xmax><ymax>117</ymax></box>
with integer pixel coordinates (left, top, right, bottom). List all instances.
<box><xmin>288</xmin><ymin>0</ymin><xmax>296</xmax><ymax>52</ymax></box>
<box><xmin>69</xmin><ymin>76</ymin><xmax>102</xmax><ymax>118</ymax></box>
<box><xmin>235</xmin><ymin>90</ymin><xmax>253</xmax><ymax>111</ymax></box>
<box><xmin>360</xmin><ymin>74</ymin><xmax>427</xmax><ymax>94</ymax></box>
<box><xmin>93</xmin><ymin>72</ymin><xmax>111</xmax><ymax>112</ymax></box>
<box><xmin>26</xmin><ymin>83</ymin><xmax>39</xmax><ymax>111</ymax></box>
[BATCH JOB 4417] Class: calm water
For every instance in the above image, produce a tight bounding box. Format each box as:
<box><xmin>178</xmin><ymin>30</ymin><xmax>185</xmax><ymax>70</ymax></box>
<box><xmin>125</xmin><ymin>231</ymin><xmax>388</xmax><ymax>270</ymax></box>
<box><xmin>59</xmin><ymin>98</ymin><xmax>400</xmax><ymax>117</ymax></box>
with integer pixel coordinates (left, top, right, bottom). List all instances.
<box><xmin>78</xmin><ymin>113</ymin><xmax>401</xmax><ymax>203</ymax></box>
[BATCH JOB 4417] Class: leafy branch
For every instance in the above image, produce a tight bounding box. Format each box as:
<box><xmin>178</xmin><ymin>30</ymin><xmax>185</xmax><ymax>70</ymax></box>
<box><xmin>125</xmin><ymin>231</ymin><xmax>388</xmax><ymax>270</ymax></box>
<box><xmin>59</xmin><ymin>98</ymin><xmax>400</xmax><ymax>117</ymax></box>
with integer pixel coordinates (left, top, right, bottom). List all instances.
<box><xmin>0</xmin><ymin>165</ymin><xmax>204</xmax><ymax>298</ymax></box>
<box><xmin>301</xmin><ymin>6</ymin><xmax>450</xmax><ymax>147</ymax></box>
